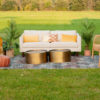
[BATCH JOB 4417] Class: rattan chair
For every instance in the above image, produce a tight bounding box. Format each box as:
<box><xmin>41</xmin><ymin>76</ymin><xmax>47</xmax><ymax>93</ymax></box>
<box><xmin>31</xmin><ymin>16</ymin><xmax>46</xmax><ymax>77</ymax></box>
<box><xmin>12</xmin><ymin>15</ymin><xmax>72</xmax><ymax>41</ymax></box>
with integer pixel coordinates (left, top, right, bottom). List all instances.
<box><xmin>92</xmin><ymin>35</ymin><xmax>100</xmax><ymax>67</ymax></box>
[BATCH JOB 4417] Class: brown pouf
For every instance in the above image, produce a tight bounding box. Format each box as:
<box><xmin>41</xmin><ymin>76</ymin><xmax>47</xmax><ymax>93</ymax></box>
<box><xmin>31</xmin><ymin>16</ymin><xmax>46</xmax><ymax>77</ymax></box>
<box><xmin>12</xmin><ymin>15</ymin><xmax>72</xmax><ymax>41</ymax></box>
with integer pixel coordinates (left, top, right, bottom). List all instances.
<box><xmin>0</xmin><ymin>55</ymin><xmax>10</xmax><ymax>67</ymax></box>
<box><xmin>49</xmin><ymin>49</ymin><xmax>71</xmax><ymax>63</ymax></box>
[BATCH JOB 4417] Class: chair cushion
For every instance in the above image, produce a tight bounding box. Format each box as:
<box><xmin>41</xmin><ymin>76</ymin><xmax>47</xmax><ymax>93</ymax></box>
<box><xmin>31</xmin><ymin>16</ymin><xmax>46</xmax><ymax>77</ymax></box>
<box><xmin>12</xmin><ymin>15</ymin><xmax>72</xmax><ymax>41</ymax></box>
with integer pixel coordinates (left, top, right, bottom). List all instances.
<box><xmin>61</xmin><ymin>34</ymin><xmax>77</xmax><ymax>42</ymax></box>
<box><xmin>94</xmin><ymin>44</ymin><xmax>100</xmax><ymax>51</ymax></box>
<box><xmin>95</xmin><ymin>37</ymin><xmax>100</xmax><ymax>44</ymax></box>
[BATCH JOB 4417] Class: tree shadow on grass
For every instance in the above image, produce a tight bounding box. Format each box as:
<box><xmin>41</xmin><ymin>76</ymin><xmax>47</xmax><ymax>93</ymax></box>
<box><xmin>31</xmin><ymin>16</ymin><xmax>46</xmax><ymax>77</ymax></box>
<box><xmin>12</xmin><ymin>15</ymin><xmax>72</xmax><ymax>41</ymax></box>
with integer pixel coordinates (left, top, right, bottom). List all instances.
<box><xmin>15</xmin><ymin>18</ymin><xmax>100</xmax><ymax>34</ymax></box>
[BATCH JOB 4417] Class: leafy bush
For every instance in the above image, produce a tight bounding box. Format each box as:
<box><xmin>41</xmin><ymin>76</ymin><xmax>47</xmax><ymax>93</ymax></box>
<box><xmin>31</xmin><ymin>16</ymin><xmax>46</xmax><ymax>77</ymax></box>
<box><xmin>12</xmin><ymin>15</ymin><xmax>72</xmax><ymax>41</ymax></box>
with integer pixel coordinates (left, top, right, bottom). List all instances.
<box><xmin>55</xmin><ymin>0</ymin><xmax>67</xmax><ymax>11</ymax></box>
<box><xmin>0</xmin><ymin>0</ymin><xmax>100</xmax><ymax>11</ymax></box>
<box><xmin>24</xmin><ymin>4</ymin><xmax>32</xmax><ymax>11</ymax></box>
<box><xmin>69</xmin><ymin>0</ymin><xmax>84</xmax><ymax>11</ymax></box>
<box><xmin>1</xmin><ymin>0</ymin><xmax>17</xmax><ymax>11</ymax></box>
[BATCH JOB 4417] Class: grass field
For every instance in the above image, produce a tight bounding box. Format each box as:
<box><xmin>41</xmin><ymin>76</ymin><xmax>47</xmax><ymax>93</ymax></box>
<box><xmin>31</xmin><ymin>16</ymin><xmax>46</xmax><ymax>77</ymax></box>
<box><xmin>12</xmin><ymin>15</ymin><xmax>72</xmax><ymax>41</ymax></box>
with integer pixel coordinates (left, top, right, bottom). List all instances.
<box><xmin>0</xmin><ymin>11</ymin><xmax>100</xmax><ymax>32</ymax></box>
<box><xmin>0</xmin><ymin>69</ymin><xmax>100</xmax><ymax>100</ymax></box>
<box><xmin>0</xmin><ymin>11</ymin><xmax>100</xmax><ymax>54</ymax></box>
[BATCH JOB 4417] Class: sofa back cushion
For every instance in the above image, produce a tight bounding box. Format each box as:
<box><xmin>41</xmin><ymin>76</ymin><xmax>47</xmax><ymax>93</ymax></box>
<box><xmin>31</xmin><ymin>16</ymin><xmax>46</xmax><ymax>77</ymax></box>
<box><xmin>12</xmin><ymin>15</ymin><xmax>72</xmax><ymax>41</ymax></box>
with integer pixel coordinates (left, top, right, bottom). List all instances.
<box><xmin>51</xmin><ymin>30</ymin><xmax>77</xmax><ymax>41</ymax></box>
<box><xmin>41</xmin><ymin>34</ymin><xmax>50</xmax><ymax>42</ymax></box>
<box><xmin>24</xmin><ymin>30</ymin><xmax>50</xmax><ymax>42</ymax></box>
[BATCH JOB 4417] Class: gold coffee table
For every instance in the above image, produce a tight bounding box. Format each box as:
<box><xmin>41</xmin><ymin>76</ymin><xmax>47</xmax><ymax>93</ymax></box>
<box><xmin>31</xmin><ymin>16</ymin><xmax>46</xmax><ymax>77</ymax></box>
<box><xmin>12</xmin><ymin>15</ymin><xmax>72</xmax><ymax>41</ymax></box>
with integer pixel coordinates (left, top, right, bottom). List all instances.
<box><xmin>26</xmin><ymin>50</ymin><xmax>47</xmax><ymax>65</ymax></box>
<box><xmin>49</xmin><ymin>49</ymin><xmax>71</xmax><ymax>63</ymax></box>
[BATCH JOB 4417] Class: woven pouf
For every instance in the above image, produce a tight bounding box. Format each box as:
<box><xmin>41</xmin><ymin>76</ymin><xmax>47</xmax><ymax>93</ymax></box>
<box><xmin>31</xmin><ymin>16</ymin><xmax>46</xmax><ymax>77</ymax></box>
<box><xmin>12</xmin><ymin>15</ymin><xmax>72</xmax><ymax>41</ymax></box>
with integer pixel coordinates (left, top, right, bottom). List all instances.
<box><xmin>0</xmin><ymin>55</ymin><xmax>10</xmax><ymax>67</ymax></box>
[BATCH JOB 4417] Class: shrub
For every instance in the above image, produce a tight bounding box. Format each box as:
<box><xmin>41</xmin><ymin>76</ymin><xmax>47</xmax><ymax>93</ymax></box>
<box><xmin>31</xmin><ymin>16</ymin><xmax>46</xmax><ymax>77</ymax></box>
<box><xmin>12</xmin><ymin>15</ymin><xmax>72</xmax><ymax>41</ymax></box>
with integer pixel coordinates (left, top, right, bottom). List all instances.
<box><xmin>24</xmin><ymin>4</ymin><xmax>32</xmax><ymax>11</ymax></box>
<box><xmin>55</xmin><ymin>0</ymin><xmax>67</xmax><ymax>11</ymax></box>
<box><xmin>69</xmin><ymin>0</ymin><xmax>84</xmax><ymax>11</ymax></box>
<box><xmin>44</xmin><ymin>1</ymin><xmax>52</xmax><ymax>10</ymax></box>
<box><xmin>1</xmin><ymin>0</ymin><xmax>17</xmax><ymax>11</ymax></box>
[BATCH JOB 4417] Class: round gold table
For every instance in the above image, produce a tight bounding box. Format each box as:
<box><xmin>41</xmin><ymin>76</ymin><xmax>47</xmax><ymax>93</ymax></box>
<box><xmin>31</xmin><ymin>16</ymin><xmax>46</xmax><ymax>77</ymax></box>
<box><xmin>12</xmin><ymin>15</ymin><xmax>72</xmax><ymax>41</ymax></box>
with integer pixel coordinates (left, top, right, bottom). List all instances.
<box><xmin>26</xmin><ymin>50</ymin><xmax>47</xmax><ymax>65</ymax></box>
<box><xmin>49</xmin><ymin>49</ymin><xmax>71</xmax><ymax>63</ymax></box>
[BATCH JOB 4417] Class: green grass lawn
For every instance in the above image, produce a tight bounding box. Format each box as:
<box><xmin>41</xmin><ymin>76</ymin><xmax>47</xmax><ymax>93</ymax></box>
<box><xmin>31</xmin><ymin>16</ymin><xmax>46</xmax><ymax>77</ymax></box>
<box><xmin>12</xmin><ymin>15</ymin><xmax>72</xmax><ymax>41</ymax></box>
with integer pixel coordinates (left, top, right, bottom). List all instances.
<box><xmin>0</xmin><ymin>11</ymin><xmax>100</xmax><ymax>33</ymax></box>
<box><xmin>0</xmin><ymin>11</ymin><xmax>100</xmax><ymax>54</ymax></box>
<box><xmin>0</xmin><ymin>69</ymin><xmax>100</xmax><ymax>100</ymax></box>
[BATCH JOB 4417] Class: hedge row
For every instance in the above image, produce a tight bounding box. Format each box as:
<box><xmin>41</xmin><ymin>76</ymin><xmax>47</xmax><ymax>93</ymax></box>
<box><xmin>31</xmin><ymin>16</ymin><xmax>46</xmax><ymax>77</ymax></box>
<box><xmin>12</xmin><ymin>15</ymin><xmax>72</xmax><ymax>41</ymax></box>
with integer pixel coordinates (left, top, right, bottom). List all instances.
<box><xmin>0</xmin><ymin>0</ymin><xmax>100</xmax><ymax>11</ymax></box>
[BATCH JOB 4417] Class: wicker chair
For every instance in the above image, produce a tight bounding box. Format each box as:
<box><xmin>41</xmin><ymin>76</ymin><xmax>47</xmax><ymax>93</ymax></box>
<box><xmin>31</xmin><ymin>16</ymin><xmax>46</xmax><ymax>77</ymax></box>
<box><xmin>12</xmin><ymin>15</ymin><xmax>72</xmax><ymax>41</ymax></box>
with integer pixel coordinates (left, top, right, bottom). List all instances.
<box><xmin>92</xmin><ymin>35</ymin><xmax>100</xmax><ymax>67</ymax></box>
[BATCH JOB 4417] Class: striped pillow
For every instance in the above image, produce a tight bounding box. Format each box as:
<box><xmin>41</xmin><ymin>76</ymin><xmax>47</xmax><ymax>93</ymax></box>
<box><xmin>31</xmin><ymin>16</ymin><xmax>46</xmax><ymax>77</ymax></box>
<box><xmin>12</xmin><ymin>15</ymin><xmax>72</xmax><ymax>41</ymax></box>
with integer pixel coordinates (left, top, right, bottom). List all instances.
<box><xmin>49</xmin><ymin>34</ymin><xmax>58</xmax><ymax>42</ymax></box>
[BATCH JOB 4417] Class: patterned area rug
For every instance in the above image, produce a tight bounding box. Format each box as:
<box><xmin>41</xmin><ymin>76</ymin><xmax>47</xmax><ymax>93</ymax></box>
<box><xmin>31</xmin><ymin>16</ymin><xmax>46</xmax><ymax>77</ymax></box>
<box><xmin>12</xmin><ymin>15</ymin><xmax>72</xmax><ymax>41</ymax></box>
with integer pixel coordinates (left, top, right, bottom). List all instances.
<box><xmin>0</xmin><ymin>56</ymin><xmax>99</xmax><ymax>69</ymax></box>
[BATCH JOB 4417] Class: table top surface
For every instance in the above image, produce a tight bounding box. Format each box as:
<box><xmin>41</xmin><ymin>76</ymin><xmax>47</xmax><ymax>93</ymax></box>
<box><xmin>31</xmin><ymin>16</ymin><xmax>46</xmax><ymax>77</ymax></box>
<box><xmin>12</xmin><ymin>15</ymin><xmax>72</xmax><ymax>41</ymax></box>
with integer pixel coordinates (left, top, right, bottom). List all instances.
<box><xmin>50</xmin><ymin>49</ymin><xmax>71</xmax><ymax>52</ymax></box>
<box><xmin>26</xmin><ymin>50</ymin><xmax>47</xmax><ymax>54</ymax></box>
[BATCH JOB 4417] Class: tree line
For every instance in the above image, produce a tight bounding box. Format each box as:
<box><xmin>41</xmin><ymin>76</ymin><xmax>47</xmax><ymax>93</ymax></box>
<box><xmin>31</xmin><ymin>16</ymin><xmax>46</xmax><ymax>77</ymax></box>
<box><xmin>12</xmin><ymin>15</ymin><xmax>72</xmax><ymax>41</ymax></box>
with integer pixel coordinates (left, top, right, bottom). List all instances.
<box><xmin>0</xmin><ymin>0</ymin><xmax>100</xmax><ymax>11</ymax></box>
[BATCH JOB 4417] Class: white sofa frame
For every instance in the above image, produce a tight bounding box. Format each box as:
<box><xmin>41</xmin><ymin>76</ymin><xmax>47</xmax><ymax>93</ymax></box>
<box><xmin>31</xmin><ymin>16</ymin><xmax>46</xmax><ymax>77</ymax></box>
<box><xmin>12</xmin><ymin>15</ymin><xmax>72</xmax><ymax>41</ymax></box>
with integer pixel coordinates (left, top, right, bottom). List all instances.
<box><xmin>19</xmin><ymin>30</ymin><xmax>81</xmax><ymax>53</ymax></box>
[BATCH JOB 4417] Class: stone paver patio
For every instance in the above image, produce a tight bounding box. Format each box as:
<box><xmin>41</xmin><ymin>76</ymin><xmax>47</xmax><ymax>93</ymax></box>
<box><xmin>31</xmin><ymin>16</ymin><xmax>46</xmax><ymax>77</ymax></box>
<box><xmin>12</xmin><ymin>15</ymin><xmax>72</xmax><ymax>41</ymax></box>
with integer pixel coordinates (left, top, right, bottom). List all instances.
<box><xmin>0</xmin><ymin>56</ymin><xmax>99</xmax><ymax>69</ymax></box>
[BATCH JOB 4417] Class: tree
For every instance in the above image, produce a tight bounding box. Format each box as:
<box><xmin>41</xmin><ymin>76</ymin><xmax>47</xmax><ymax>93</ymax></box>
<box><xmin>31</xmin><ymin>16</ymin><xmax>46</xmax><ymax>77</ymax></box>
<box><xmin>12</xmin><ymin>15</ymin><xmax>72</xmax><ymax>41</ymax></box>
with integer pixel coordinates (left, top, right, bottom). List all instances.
<box><xmin>94</xmin><ymin>0</ymin><xmax>100</xmax><ymax>10</ymax></box>
<box><xmin>0</xmin><ymin>0</ymin><xmax>1</xmax><ymax>6</ymax></box>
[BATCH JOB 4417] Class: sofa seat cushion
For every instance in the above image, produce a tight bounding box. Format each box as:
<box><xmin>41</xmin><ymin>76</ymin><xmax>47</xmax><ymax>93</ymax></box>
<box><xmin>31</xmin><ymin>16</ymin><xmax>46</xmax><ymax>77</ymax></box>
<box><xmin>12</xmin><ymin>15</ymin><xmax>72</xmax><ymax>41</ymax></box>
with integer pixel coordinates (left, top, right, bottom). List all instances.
<box><xmin>23</xmin><ymin>42</ymin><xmax>50</xmax><ymax>48</ymax></box>
<box><xmin>49</xmin><ymin>42</ymin><xmax>78</xmax><ymax>48</ymax></box>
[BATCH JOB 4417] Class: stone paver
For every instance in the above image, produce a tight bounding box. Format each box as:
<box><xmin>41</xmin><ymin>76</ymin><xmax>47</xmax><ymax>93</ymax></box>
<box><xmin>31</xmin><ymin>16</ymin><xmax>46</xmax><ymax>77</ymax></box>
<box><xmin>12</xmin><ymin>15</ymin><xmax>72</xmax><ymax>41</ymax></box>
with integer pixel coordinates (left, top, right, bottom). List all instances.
<box><xmin>0</xmin><ymin>56</ymin><xmax>99</xmax><ymax>69</ymax></box>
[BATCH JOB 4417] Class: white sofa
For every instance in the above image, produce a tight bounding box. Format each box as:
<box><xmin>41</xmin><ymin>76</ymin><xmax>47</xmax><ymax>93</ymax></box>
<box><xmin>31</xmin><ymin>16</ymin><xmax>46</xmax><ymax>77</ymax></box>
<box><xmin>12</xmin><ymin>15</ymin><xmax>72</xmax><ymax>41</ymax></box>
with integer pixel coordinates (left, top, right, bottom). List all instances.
<box><xmin>19</xmin><ymin>30</ymin><xmax>81</xmax><ymax>52</ymax></box>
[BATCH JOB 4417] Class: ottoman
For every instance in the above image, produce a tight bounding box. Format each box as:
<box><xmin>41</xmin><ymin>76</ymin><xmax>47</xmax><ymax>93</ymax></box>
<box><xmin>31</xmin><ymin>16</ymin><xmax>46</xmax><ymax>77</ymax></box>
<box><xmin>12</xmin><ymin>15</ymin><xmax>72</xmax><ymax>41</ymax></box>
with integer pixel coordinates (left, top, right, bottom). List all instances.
<box><xmin>49</xmin><ymin>49</ymin><xmax>71</xmax><ymax>63</ymax></box>
<box><xmin>0</xmin><ymin>55</ymin><xmax>10</xmax><ymax>67</ymax></box>
<box><xmin>26</xmin><ymin>50</ymin><xmax>47</xmax><ymax>65</ymax></box>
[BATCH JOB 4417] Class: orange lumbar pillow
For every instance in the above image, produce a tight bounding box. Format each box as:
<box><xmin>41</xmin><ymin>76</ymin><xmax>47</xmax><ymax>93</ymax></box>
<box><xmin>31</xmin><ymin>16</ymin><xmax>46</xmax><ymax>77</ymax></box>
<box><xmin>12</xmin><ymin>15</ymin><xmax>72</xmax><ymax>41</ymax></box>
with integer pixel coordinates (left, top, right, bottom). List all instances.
<box><xmin>23</xmin><ymin>35</ymin><xmax>39</xmax><ymax>42</ymax></box>
<box><xmin>61</xmin><ymin>34</ymin><xmax>77</xmax><ymax>42</ymax></box>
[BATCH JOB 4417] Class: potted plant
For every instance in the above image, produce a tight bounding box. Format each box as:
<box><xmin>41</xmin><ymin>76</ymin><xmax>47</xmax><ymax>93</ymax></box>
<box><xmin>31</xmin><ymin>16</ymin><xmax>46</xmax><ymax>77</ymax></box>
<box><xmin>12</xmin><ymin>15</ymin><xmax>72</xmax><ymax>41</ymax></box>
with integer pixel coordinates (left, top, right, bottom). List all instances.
<box><xmin>81</xmin><ymin>19</ymin><xmax>95</xmax><ymax>56</ymax></box>
<box><xmin>3</xmin><ymin>19</ymin><xmax>20</xmax><ymax>57</ymax></box>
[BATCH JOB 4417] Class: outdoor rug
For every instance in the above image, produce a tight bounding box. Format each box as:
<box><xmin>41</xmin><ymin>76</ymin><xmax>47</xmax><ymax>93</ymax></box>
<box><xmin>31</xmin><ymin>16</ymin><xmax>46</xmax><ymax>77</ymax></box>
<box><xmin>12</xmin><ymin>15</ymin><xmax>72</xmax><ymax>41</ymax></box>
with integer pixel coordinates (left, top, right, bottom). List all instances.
<box><xmin>0</xmin><ymin>55</ymin><xmax>99</xmax><ymax>69</ymax></box>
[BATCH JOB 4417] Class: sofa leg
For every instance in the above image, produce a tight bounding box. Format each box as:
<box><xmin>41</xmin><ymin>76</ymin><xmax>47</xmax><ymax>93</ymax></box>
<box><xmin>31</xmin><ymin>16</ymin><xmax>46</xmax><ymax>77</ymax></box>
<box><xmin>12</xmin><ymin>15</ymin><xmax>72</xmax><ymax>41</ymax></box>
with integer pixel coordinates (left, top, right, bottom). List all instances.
<box><xmin>92</xmin><ymin>49</ymin><xmax>94</xmax><ymax>59</ymax></box>
<box><xmin>46</xmin><ymin>52</ymin><xmax>50</xmax><ymax>62</ymax></box>
<box><xmin>76</xmin><ymin>52</ymin><xmax>79</xmax><ymax>56</ymax></box>
<box><xmin>22</xmin><ymin>52</ymin><xmax>25</xmax><ymax>57</ymax></box>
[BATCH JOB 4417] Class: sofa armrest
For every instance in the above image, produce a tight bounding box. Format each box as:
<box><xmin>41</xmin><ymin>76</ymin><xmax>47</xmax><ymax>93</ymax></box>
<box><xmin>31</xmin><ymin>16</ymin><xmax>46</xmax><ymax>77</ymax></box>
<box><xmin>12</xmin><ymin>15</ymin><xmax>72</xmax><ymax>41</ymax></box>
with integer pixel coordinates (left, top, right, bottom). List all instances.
<box><xmin>19</xmin><ymin>34</ymin><xmax>24</xmax><ymax>52</ymax></box>
<box><xmin>77</xmin><ymin>33</ymin><xmax>81</xmax><ymax>51</ymax></box>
